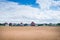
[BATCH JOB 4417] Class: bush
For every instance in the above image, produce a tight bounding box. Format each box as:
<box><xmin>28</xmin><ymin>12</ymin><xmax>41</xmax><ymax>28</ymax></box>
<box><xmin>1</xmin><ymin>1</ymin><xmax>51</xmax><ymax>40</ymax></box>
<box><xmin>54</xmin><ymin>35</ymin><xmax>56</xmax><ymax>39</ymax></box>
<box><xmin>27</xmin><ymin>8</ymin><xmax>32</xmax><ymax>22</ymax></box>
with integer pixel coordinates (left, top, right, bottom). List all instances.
<box><xmin>24</xmin><ymin>24</ymin><xmax>28</xmax><ymax>26</ymax></box>
<box><xmin>38</xmin><ymin>24</ymin><xmax>43</xmax><ymax>26</ymax></box>
<box><xmin>57</xmin><ymin>23</ymin><xmax>60</xmax><ymax>26</ymax></box>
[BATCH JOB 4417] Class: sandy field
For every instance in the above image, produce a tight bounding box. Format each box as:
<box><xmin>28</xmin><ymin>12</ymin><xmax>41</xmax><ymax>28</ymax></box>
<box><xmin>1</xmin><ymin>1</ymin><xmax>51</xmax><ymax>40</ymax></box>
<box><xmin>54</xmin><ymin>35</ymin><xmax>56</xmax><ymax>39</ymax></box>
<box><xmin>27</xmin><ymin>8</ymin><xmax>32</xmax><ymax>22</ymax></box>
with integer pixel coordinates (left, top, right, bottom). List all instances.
<box><xmin>0</xmin><ymin>26</ymin><xmax>60</xmax><ymax>40</ymax></box>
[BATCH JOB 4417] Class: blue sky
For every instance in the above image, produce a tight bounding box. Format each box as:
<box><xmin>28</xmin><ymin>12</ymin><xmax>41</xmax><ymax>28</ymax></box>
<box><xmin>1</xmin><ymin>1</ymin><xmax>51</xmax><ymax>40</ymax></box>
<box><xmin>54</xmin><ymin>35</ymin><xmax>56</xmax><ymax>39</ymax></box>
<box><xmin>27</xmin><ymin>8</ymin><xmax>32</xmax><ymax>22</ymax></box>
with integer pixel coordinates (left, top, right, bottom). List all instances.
<box><xmin>8</xmin><ymin>0</ymin><xmax>40</xmax><ymax>8</ymax></box>
<box><xmin>54</xmin><ymin>0</ymin><xmax>60</xmax><ymax>1</ymax></box>
<box><xmin>0</xmin><ymin>0</ymin><xmax>60</xmax><ymax>23</ymax></box>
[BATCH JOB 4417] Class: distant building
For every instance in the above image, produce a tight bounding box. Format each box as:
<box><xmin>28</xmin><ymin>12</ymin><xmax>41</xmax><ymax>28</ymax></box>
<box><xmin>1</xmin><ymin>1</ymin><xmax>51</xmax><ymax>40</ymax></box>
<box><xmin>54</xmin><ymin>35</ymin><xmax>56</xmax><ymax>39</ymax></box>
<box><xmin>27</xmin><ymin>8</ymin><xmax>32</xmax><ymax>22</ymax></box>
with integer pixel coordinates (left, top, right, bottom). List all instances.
<box><xmin>12</xmin><ymin>23</ymin><xmax>17</xmax><ymax>26</ymax></box>
<box><xmin>20</xmin><ymin>22</ymin><xmax>24</xmax><ymax>26</ymax></box>
<box><xmin>4</xmin><ymin>22</ymin><xmax>9</xmax><ymax>26</ymax></box>
<box><xmin>31</xmin><ymin>22</ymin><xmax>35</xmax><ymax>26</ymax></box>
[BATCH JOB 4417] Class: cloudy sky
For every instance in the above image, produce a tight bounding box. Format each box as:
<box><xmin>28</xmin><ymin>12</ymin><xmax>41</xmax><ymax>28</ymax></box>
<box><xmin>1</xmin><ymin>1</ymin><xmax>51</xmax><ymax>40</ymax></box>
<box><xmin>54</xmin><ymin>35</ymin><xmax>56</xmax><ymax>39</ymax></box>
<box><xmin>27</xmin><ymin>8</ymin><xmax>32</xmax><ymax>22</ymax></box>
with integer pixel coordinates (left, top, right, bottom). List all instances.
<box><xmin>0</xmin><ymin>0</ymin><xmax>60</xmax><ymax>24</ymax></box>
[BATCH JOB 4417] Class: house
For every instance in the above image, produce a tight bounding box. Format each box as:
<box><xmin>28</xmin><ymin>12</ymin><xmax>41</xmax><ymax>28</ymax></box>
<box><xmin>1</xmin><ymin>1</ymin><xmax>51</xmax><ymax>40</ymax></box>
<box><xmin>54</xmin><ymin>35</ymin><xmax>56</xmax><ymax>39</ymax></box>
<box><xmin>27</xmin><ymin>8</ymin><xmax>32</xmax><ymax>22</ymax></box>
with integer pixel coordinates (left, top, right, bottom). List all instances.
<box><xmin>31</xmin><ymin>22</ymin><xmax>35</xmax><ymax>26</ymax></box>
<box><xmin>4</xmin><ymin>22</ymin><xmax>9</xmax><ymax>26</ymax></box>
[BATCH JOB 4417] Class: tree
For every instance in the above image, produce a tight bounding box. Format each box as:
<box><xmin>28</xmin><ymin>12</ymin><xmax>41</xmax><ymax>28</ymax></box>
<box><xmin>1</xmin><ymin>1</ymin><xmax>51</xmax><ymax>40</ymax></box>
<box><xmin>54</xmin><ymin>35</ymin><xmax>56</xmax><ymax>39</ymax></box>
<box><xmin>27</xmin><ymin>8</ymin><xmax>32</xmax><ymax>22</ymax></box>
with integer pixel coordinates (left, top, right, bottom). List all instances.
<box><xmin>9</xmin><ymin>23</ymin><xmax>12</xmax><ymax>26</ymax></box>
<box><xmin>57</xmin><ymin>23</ymin><xmax>60</xmax><ymax>26</ymax></box>
<box><xmin>0</xmin><ymin>23</ymin><xmax>5</xmax><ymax>26</ymax></box>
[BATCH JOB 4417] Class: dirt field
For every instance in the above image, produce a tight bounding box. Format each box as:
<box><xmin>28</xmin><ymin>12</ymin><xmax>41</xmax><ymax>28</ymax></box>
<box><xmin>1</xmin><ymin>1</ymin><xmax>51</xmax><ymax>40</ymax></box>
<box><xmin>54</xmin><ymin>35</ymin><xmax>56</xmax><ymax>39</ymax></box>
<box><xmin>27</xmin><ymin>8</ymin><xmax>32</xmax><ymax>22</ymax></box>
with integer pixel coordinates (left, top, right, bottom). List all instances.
<box><xmin>0</xmin><ymin>26</ymin><xmax>60</xmax><ymax>40</ymax></box>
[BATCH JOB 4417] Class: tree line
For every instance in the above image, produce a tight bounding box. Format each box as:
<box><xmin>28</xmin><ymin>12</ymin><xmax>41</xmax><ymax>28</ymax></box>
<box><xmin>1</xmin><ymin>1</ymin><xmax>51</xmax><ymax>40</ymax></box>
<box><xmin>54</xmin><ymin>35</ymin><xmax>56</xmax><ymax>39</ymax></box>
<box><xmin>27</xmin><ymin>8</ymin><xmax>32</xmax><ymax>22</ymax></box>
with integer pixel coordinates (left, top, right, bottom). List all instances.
<box><xmin>0</xmin><ymin>22</ymin><xmax>60</xmax><ymax>26</ymax></box>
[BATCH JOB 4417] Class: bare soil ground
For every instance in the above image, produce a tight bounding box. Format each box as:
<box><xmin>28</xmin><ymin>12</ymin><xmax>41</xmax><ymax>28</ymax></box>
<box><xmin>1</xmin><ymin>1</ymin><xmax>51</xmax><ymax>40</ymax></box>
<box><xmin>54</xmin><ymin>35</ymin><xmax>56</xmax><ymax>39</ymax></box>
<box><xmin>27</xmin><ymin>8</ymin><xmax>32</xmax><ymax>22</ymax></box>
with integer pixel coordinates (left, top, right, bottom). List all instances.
<box><xmin>0</xmin><ymin>26</ymin><xmax>60</xmax><ymax>40</ymax></box>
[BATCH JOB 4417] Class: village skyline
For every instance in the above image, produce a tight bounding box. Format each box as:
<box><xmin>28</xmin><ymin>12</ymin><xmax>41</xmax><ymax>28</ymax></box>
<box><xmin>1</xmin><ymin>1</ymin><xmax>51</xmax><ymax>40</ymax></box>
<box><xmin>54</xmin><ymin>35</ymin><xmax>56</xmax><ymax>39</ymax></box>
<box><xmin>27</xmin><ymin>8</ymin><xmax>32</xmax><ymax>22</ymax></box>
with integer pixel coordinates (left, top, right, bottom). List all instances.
<box><xmin>0</xmin><ymin>21</ymin><xmax>60</xmax><ymax>26</ymax></box>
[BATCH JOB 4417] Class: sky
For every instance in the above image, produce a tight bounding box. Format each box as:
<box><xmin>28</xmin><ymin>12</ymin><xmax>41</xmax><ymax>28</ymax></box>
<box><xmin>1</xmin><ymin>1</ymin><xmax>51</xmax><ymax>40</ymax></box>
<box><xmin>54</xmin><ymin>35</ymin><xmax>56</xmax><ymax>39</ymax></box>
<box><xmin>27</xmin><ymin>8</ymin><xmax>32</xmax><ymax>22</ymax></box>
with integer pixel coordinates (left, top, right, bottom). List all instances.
<box><xmin>0</xmin><ymin>0</ymin><xmax>60</xmax><ymax>24</ymax></box>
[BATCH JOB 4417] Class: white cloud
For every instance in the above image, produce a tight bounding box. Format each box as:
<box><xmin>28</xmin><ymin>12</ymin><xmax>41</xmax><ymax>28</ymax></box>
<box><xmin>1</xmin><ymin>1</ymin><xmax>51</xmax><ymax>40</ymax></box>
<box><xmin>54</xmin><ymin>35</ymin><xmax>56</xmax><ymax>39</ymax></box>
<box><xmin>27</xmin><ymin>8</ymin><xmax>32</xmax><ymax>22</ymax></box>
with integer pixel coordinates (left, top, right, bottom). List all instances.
<box><xmin>0</xmin><ymin>0</ymin><xmax>60</xmax><ymax>23</ymax></box>
<box><xmin>36</xmin><ymin>0</ymin><xmax>60</xmax><ymax>23</ymax></box>
<box><xmin>0</xmin><ymin>1</ymin><xmax>40</xmax><ymax>23</ymax></box>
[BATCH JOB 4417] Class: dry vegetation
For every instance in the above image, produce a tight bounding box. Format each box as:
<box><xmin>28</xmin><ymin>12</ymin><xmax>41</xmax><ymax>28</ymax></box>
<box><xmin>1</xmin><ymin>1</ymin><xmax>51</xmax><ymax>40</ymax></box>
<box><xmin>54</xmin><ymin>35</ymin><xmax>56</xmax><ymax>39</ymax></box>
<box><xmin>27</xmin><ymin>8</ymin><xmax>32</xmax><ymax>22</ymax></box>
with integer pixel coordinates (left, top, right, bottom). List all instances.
<box><xmin>0</xmin><ymin>26</ymin><xmax>60</xmax><ymax>40</ymax></box>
